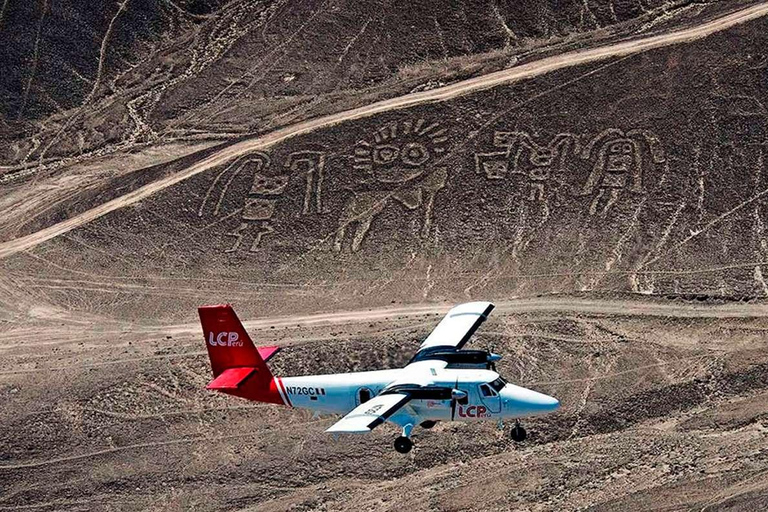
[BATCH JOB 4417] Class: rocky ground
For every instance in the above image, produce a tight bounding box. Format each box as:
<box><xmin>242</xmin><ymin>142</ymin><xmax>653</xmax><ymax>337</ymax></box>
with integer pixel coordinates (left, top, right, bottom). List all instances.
<box><xmin>3</xmin><ymin>8</ymin><xmax>768</xmax><ymax>322</ymax></box>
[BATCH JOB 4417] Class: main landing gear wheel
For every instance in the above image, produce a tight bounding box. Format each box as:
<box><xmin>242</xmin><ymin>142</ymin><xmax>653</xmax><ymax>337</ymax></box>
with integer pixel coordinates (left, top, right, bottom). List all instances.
<box><xmin>420</xmin><ymin>420</ymin><xmax>437</xmax><ymax>429</ymax></box>
<box><xmin>511</xmin><ymin>424</ymin><xmax>527</xmax><ymax>442</ymax></box>
<box><xmin>394</xmin><ymin>436</ymin><xmax>413</xmax><ymax>453</ymax></box>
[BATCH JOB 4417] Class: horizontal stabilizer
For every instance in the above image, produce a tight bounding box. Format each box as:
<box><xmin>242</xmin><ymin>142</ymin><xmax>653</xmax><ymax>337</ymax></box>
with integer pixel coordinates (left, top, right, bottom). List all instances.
<box><xmin>257</xmin><ymin>345</ymin><xmax>280</xmax><ymax>362</ymax></box>
<box><xmin>206</xmin><ymin>367</ymin><xmax>256</xmax><ymax>390</ymax></box>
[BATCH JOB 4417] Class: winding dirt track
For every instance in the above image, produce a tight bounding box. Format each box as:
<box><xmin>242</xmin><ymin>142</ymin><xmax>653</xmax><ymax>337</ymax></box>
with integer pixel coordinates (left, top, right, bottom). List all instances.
<box><xmin>1</xmin><ymin>2</ymin><xmax>768</xmax><ymax>260</ymax></box>
<box><xmin>154</xmin><ymin>297</ymin><xmax>768</xmax><ymax>337</ymax></box>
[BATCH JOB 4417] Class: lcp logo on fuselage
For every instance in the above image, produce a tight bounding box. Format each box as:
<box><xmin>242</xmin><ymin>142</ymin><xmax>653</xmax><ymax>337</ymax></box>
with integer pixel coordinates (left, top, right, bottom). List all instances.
<box><xmin>207</xmin><ymin>331</ymin><xmax>244</xmax><ymax>347</ymax></box>
<box><xmin>458</xmin><ymin>405</ymin><xmax>491</xmax><ymax>418</ymax></box>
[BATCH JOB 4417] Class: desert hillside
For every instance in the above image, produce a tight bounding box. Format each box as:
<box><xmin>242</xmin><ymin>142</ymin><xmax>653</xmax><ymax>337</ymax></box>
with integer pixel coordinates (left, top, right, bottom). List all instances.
<box><xmin>1</xmin><ymin>1</ymin><xmax>749</xmax><ymax>168</ymax></box>
<box><xmin>2</xmin><ymin>8</ymin><xmax>767</xmax><ymax>322</ymax></box>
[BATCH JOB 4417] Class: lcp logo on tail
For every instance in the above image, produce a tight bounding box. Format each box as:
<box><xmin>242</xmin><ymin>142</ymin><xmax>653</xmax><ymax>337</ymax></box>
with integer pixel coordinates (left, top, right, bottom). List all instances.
<box><xmin>208</xmin><ymin>331</ymin><xmax>244</xmax><ymax>347</ymax></box>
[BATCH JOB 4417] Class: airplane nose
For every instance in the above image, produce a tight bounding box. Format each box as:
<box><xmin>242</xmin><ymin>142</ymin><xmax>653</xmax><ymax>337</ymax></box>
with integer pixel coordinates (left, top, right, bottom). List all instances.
<box><xmin>543</xmin><ymin>395</ymin><xmax>560</xmax><ymax>409</ymax></box>
<box><xmin>503</xmin><ymin>384</ymin><xmax>560</xmax><ymax>416</ymax></box>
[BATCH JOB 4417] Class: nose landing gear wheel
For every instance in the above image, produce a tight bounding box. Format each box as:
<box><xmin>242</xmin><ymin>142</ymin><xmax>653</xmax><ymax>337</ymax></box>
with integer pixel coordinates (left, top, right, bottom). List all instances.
<box><xmin>511</xmin><ymin>424</ymin><xmax>527</xmax><ymax>442</ymax></box>
<box><xmin>394</xmin><ymin>436</ymin><xmax>413</xmax><ymax>453</ymax></box>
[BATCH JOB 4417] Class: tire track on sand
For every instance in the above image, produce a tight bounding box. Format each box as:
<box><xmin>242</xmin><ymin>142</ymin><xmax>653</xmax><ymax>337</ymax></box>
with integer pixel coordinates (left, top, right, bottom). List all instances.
<box><xmin>0</xmin><ymin>432</ymin><xmax>256</xmax><ymax>471</ymax></box>
<box><xmin>1</xmin><ymin>2</ymin><xmax>768</xmax><ymax>259</ymax></box>
<box><xmin>152</xmin><ymin>297</ymin><xmax>768</xmax><ymax>339</ymax></box>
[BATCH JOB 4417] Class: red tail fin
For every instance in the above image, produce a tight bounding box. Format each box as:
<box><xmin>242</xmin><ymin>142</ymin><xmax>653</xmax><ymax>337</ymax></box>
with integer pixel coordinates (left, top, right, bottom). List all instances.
<box><xmin>198</xmin><ymin>304</ymin><xmax>275</xmax><ymax>379</ymax></box>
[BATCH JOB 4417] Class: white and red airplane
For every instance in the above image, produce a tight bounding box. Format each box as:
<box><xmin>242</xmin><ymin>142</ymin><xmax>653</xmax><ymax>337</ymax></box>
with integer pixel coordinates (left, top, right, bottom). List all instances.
<box><xmin>200</xmin><ymin>301</ymin><xmax>559</xmax><ymax>453</ymax></box>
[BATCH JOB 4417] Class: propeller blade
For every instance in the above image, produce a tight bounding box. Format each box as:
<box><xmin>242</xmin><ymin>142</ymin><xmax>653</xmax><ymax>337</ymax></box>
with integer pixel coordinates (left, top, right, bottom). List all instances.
<box><xmin>450</xmin><ymin>376</ymin><xmax>459</xmax><ymax>421</ymax></box>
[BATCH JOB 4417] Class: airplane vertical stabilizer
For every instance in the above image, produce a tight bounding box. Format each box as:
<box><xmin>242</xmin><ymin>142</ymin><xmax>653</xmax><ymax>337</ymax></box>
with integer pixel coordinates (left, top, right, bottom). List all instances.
<box><xmin>198</xmin><ymin>304</ymin><xmax>276</xmax><ymax>379</ymax></box>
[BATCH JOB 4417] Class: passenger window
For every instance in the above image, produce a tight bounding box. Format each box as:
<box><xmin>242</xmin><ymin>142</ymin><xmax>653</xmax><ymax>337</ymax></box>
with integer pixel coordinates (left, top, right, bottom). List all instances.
<box><xmin>359</xmin><ymin>388</ymin><xmax>371</xmax><ymax>404</ymax></box>
<box><xmin>480</xmin><ymin>384</ymin><xmax>493</xmax><ymax>397</ymax></box>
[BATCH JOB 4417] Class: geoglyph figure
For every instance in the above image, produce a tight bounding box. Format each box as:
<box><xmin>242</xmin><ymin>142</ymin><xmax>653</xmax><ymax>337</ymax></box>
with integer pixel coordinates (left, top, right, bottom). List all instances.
<box><xmin>223</xmin><ymin>153</ymin><xmax>290</xmax><ymax>253</ymax></box>
<box><xmin>578</xmin><ymin>129</ymin><xmax>666</xmax><ymax>217</ymax></box>
<box><xmin>196</xmin><ymin>150</ymin><xmax>330</xmax><ymax>254</ymax></box>
<box><xmin>334</xmin><ymin>118</ymin><xmax>449</xmax><ymax>252</ymax></box>
<box><xmin>474</xmin><ymin>131</ymin><xmax>578</xmax><ymax>201</ymax></box>
<box><xmin>474</xmin><ymin>128</ymin><xmax>665</xmax><ymax>216</ymax></box>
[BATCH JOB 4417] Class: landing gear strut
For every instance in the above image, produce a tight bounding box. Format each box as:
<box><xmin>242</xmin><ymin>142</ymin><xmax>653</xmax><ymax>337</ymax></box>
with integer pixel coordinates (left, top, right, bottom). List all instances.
<box><xmin>394</xmin><ymin>436</ymin><xmax>413</xmax><ymax>453</ymax></box>
<box><xmin>511</xmin><ymin>422</ymin><xmax>527</xmax><ymax>442</ymax></box>
<box><xmin>394</xmin><ymin>423</ymin><xmax>414</xmax><ymax>453</ymax></box>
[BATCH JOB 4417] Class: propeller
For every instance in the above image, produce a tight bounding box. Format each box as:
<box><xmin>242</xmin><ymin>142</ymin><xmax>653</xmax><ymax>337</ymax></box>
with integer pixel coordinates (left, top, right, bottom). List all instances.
<box><xmin>450</xmin><ymin>377</ymin><xmax>467</xmax><ymax>421</ymax></box>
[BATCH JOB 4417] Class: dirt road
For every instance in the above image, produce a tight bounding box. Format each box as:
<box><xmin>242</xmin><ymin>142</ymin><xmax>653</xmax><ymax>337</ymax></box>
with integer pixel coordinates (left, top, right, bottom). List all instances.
<box><xmin>1</xmin><ymin>2</ymin><xmax>768</xmax><ymax>260</ymax></box>
<box><xmin>146</xmin><ymin>297</ymin><xmax>768</xmax><ymax>337</ymax></box>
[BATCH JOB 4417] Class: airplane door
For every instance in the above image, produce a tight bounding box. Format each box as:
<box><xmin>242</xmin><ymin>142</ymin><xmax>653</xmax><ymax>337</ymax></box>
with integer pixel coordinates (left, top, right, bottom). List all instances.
<box><xmin>478</xmin><ymin>383</ymin><xmax>501</xmax><ymax>414</ymax></box>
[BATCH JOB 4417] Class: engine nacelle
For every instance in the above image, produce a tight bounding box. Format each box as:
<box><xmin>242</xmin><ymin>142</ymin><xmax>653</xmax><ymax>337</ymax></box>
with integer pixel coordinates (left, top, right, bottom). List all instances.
<box><xmin>411</xmin><ymin>348</ymin><xmax>502</xmax><ymax>369</ymax></box>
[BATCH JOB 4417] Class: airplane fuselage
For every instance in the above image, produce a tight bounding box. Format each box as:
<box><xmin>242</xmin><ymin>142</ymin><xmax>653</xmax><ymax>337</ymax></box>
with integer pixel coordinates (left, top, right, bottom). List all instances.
<box><xmin>275</xmin><ymin>365</ymin><xmax>559</xmax><ymax>423</ymax></box>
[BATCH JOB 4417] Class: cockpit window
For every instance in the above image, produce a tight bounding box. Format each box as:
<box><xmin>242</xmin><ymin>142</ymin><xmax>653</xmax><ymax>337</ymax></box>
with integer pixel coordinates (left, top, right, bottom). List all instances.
<box><xmin>479</xmin><ymin>384</ymin><xmax>494</xmax><ymax>397</ymax></box>
<box><xmin>489</xmin><ymin>377</ymin><xmax>506</xmax><ymax>392</ymax></box>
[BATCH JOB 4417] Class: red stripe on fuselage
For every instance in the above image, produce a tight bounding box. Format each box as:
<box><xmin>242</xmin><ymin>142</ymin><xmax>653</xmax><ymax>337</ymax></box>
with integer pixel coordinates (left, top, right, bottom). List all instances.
<box><xmin>277</xmin><ymin>377</ymin><xmax>293</xmax><ymax>407</ymax></box>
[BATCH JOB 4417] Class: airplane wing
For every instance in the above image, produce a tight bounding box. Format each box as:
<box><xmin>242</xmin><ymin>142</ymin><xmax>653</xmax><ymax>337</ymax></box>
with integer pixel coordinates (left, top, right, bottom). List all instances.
<box><xmin>325</xmin><ymin>392</ymin><xmax>411</xmax><ymax>434</ymax></box>
<box><xmin>417</xmin><ymin>301</ymin><xmax>495</xmax><ymax>352</ymax></box>
<box><xmin>326</xmin><ymin>303</ymin><xmax>495</xmax><ymax>435</ymax></box>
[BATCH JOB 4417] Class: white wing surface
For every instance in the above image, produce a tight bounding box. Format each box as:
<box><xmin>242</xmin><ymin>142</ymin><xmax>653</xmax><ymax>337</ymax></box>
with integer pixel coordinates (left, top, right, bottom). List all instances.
<box><xmin>325</xmin><ymin>393</ymin><xmax>411</xmax><ymax>434</ymax></box>
<box><xmin>418</xmin><ymin>301</ymin><xmax>495</xmax><ymax>352</ymax></box>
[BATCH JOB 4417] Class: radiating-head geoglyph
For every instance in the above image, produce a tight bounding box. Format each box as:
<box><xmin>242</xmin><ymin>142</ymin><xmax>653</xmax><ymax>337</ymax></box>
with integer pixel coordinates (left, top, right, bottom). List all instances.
<box><xmin>336</xmin><ymin>118</ymin><xmax>449</xmax><ymax>252</ymax></box>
